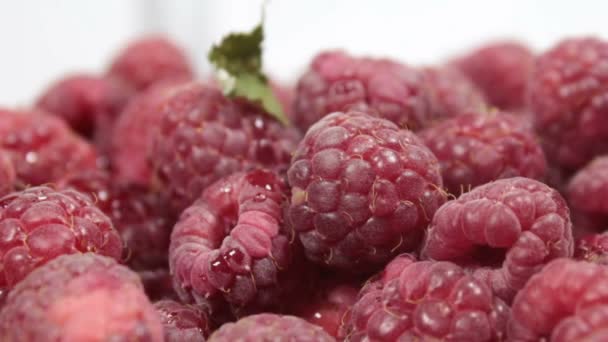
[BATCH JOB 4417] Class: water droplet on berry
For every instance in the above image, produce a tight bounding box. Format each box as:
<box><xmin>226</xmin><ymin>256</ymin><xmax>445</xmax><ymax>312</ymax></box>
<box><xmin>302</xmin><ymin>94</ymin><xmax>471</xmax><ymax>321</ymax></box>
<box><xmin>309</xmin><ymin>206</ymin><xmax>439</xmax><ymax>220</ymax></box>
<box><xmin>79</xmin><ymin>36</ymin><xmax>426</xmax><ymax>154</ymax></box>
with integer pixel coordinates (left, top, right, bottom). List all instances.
<box><xmin>254</xmin><ymin>193</ymin><xmax>267</xmax><ymax>202</ymax></box>
<box><xmin>25</xmin><ymin>152</ymin><xmax>38</xmax><ymax>164</ymax></box>
<box><xmin>210</xmin><ymin>255</ymin><xmax>231</xmax><ymax>273</ymax></box>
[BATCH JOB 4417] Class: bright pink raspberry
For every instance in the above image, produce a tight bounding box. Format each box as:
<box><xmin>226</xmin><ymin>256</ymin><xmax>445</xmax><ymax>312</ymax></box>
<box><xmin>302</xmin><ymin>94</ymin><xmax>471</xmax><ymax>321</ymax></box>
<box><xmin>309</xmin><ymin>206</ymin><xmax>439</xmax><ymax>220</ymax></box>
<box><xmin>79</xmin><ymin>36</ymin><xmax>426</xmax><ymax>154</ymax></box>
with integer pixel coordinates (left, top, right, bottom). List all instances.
<box><xmin>346</xmin><ymin>254</ymin><xmax>509</xmax><ymax>341</ymax></box>
<box><xmin>0</xmin><ymin>186</ymin><xmax>123</xmax><ymax>292</ymax></box>
<box><xmin>155</xmin><ymin>299</ymin><xmax>210</xmax><ymax>342</ymax></box>
<box><xmin>170</xmin><ymin>169</ymin><xmax>312</xmax><ymax>316</ymax></box>
<box><xmin>575</xmin><ymin>232</ymin><xmax>608</xmax><ymax>265</ymax></box>
<box><xmin>108</xmin><ymin>35</ymin><xmax>194</xmax><ymax>91</ymax></box>
<box><xmin>287</xmin><ymin>110</ymin><xmax>445</xmax><ymax>272</ymax></box>
<box><xmin>209</xmin><ymin>314</ymin><xmax>335</xmax><ymax>342</ymax></box>
<box><xmin>0</xmin><ymin>152</ymin><xmax>15</xmax><ymax>196</ymax></box>
<box><xmin>454</xmin><ymin>41</ymin><xmax>533</xmax><ymax>110</ymax></box>
<box><xmin>422</xmin><ymin>177</ymin><xmax>574</xmax><ymax>302</ymax></box>
<box><xmin>0</xmin><ymin>253</ymin><xmax>163</xmax><ymax>341</ymax></box>
<box><xmin>509</xmin><ymin>258</ymin><xmax>608</xmax><ymax>341</ymax></box>
<box><xmin>419</xmin><ymin>112</ymin><xmax>547</xmax><ymax>195</ymax></box>
<box><xmin>0</xmin><ymin>109</ymin><xmax>98</xmax><ymax>186</ymax></box>
<box><xmin>294</xmin><ymin>50</ymin><xmax>432</xmax><ymax>131</ymax></box>
<box><xmin>151</xmin><ymin>82</ymin><xmax>300</xmax><ymax>212</ymax></box>
<box><xmin>528</xmin><ymin>37</ymin><xmax>608</xmax><ymax>170</ymax></box>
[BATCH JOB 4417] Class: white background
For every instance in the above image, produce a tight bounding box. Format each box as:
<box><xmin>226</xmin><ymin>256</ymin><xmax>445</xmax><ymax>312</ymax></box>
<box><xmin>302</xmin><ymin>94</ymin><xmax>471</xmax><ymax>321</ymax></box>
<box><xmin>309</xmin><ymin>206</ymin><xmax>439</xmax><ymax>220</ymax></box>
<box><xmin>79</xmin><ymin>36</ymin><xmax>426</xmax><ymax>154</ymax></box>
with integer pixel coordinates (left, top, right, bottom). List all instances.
<box><xmin>1</xmin><ymin>0</ymin><xmax>607</xmax><ymax>105</ymax></box>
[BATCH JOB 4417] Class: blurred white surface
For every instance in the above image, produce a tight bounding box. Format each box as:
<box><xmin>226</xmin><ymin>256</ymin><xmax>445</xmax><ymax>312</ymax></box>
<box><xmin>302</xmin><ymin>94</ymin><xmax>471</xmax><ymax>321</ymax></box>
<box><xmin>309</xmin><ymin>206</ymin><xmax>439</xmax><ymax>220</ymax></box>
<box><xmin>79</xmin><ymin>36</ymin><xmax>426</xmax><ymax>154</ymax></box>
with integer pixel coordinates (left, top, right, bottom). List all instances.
<box><xmin>1</xmin><ymin>0</ymin><xmax>608</xmax><ymax>105</ymax></box>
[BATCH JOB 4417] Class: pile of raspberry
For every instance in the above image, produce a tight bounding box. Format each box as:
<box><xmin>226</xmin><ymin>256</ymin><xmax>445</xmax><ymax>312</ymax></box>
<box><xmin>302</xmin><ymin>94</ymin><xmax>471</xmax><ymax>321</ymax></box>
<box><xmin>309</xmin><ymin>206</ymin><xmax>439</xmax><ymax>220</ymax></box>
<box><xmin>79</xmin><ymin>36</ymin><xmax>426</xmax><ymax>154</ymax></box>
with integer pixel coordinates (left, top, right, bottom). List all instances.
<box><xmin>3</xmin><ymin>30</ymin><xmax>608</xmax><ymax>342</ymax></box>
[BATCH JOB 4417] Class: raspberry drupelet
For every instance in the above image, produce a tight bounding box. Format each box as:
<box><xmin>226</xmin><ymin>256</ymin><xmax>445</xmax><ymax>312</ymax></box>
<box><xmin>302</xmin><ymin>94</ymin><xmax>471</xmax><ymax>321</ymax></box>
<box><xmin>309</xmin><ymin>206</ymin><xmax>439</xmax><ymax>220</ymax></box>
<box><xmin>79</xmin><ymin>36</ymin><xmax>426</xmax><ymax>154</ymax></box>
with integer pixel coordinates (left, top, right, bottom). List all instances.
<box><xmin>419</xmin><ymin>112</ymin><xmax>547</xmax><ymax>196</ymax></box>
<box><xmin>287</xmin><ymin>110</ymin><xmax>446</xmax><ymax>273</ymax></box>
<box><xmin>155</xmin><ymin>299</ymin><xmax>210</xmax><ymax>342</ymax></box>
<box><xmin>567</xmin><ymin>156</ymin><xmax>608</xmax><ymax>217</ymax></box>
<box><xmin>422</xmin><ymin>177</ymin><xmax>574</xmax><ymax>302</ymax></box>
<box><xmin>346</xmin><ymin>254</ymin><xmax>509</xmax><ymax>341</ymax></box>
<box><xmin>0</xmin><ymin>253</ymin><xmax>163</xmax><ymax>342</ymax></box>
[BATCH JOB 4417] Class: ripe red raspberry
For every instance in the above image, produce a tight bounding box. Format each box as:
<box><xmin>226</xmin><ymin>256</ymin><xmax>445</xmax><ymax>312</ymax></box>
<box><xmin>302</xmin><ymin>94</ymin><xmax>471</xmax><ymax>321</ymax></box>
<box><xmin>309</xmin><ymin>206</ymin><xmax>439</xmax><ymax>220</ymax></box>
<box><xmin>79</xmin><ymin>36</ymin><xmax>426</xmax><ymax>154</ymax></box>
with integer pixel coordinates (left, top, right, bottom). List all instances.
<box><xmin>108</xmin><ymin>36</ymin><xmax>194</xmax><ymax>91</ymax></box>
<box><xmin>419</xmin><ymin>112</ymin><xmax>547</xmax><ymax>195</ymax></box>
<box><xmin>454</xmin><ymin>41</ymin><xmax>533</xmax><ymax>110</ymax></box>
<box><xmin>346</xmin><ymin>254</ymin><xmax>509</xmax><ymax>341</ymax></box>
<box><xmin>0</xmin><ymin>152</ymin><xmax>15</xmax><ymax>196</ymax></box>
<box><xmin>528</xmin><ymin>37</ymin><xmax>608</xmax><ymax>170</ymax></box>
<box><xmin>0</xmin><ymin>253</ymin><xmax>163</xmax><ymax>341</ymax></box>
<box><xmin>423</xmin><ymin>66</ymin><xmax>487</xmax><ymax>121</ymax></box>
<box><xmin>422</xmin><ymin>177</ymin><xmax>574</xmax><ymax>302</ymax></box>
<box><xmin>111</xmin><ymin>79</ymin><xmax>187</xmax><ymax>185</ymax></box>
<box><xmin>293</xmin><ymin>50</ymin><xmax>432</xmax><ymax>131</ymax></box>
<box><xmin>35</xmin><ymin>74</ymin><xmax>133</xmax><ymax>140</ymax></box>
<box><xmin>575</xmin><ymin>232</ymin><xmax>608</xmax><ymax>265</ymax></box>
<box><xmin>170</xmin><ymin>169</ymin><xmax>312</xmax><ymax>316</ymax></box>
<box><xmin>209</xmin><ymin>314</ymin><xmax>335</xmax><ymax>342</ymax></box>
<box><xmin>287</xmin><ymin>110</ymin><xmax>445</xmax><ymax>272</ymax></box>
<box><xmin>151</xmin><ymin>82</ymin><xmax>300</xmax><ymax>212</ymax></box>
<box><xmin>509</xmin><ymin>258</ymin><xmax>608</xmax><ymax>341</ymax></box>
<box><xmin>0</xmin><ymin>109</ymin><xmax>98</xmax><ymax>186</ymax></box>
<box><xmin>270</xmin><ymin>79</ymin><xmax>296</xmax><ymax>123</ymax></box>
<box><xmin>567</xmin><ymin>156</ymin><xmax>608</xmax><ymax>216</ymax></box>
<box><xmin>0</xmin><ymin>186</ymin><xmax>123</xmax><ymax>292</ymax></box>
<box><xmin>155</xmin><ymin>299</ymin><xmax>210</xmax><ymax>342</ymax></box>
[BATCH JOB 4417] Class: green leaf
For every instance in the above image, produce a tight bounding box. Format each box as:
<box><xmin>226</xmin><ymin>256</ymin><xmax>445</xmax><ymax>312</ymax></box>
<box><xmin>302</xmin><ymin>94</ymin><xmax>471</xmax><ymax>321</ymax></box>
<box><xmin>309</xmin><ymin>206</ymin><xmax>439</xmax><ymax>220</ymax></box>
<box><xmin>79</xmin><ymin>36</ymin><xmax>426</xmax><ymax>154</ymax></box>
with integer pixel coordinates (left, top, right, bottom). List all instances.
<box><xmin>208</xmin><ymin>21</ymin><xmax>289</xmax><ymax>125</ymax></box>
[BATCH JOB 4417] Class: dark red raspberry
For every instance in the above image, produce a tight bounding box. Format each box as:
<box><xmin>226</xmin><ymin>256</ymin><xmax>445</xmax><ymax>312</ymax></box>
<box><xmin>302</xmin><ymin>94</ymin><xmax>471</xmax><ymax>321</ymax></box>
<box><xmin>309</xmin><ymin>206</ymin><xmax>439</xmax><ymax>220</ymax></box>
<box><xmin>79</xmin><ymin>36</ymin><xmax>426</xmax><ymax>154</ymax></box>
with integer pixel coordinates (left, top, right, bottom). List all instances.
<box><xmin>419</xmin><ymin>112</ymin><xmax>547</xmax><ymax>195</ymax></box>
<box><xmin>209</xmin><ymin>314</ymin><xmax>335</xmax><ymax>342</ymax></box>
<box><xmin>509</xmin><ymin>258</ymin><xmax>608</xmax><ymax>341</ymax></box>
<box><xmin>0</xmin><ymin>152</ymin><xmax>15</xmax><ymax>196</ymax></box>
<box><xmin>151</xmin><ymin>82</ymin><xmax>301</xmax><ymax>212</ymax></box>
<box><xmin>170</xmin><ymin>169</ymin><xmax>312</xmax><ymax>316</ymax></box>
<box><xmin>35</xmin><ymin>74</ymin><xmax>133</xmax><ymax>140</ymax></box>
<box><xmin>108</xmin><ymin>35</ymin><xmax>193</xmax><ymax>91</ymax></box>
<box><xmin>293</xmin><ymin>50</ymin><xmax>432</xmax><ymax>131</ymax></box>
<box><xmin>567</xmin><ymin>156</ymin><xmax>608</xmax><ymax>216</ymax></box>
<box><xmin>140</xmin><ymin>268</ymin><xmax>178</xmax><ymax>301</ymax></box>
<box><xmin>0</xmin><ymin>186</ymin><xmax>123</xmax><ymax>292</ymax></box>
<box><xmin>423</xmin><ymin>66</ymin><xmax>487</xmax><ymax>121</ymax></box>
<box><xmin>155</xmin><ymin>299</ymin><xmax>210</xmax><ymax>342</ymax></box>
<box><xmin>0</xmin><ymin>253</ymin><xmax>163</xmax><ymax>341</ymax></box>
<box><xmin>0</xmin><ymin>109</ymin><xmax>98</xmax><ymax>186</ymax></box>
<box><xmin>528</xmin><ymin>37</ymin><xmax>608</xmax><ymax>170</ymax></box>
<box><xmin>575</xmin><ymin>232</ymin><xmax>608</xmax><ymax>265</ymax></box>
<box><xmin>422</xmin><ymin>177</ymin><xmax>574</xmax><ymax>302</ymax></box>
<box><xmin>346</xmin><ymin>254</ymin><xmax>509</xmax><ymax>341</ymax></box>
<box><xmin>111</xmin><ymin>79</ymin><xmax>187</xmax><ymax>185</ymax></box>
<box><xmin>287</xmin><ymin>110</ymin><xmax>445</xmax><ymax>272</ymax></box>
<box><xmin>454</xmin><ymin>41</ymin><xmax>533</xmax><ymax>110</ymax></box>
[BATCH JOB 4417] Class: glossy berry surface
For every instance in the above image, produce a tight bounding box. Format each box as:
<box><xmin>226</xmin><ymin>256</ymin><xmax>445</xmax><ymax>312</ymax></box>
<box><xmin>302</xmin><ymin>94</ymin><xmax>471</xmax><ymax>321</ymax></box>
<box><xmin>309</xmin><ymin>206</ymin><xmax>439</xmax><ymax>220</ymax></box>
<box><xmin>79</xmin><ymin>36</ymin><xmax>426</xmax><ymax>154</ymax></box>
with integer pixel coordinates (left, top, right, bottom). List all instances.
<box><xmin>155</xmin><ymin>299</ymin><xmax>210</xmax><ymax>342</ymax></box>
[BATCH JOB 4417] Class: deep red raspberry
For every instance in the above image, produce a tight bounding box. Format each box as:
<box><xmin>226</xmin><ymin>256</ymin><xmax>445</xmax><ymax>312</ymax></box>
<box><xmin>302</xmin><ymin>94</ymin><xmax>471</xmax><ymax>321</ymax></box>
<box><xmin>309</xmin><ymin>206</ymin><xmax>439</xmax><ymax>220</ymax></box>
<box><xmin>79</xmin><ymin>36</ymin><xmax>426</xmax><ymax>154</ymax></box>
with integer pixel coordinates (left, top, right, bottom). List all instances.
<box><xmin>111</xmin><ymin>79</ymin><xmax>187</xmax><ymax>185</ymax></box>
<box><xmin>575</xmin><ymin>232</ymin><xmax>608</xmax><ymax>265</ymax></box>
<box><xmin>0</xmin><ymin>186</ymin><xmax>123</xmax><ymax>292</ymax></box>
<box><xmin>35</xmin><ymin>74</ymin><xmax>133</xmax><ymax>140</ymax></box>
<box><xmin>567</xmin><ymin>156</ymin><xmax>608</xmax><ymax>216</ymax></box>
<box><xmin>454</xmin><ymin>41</ymin><xmax>533</xmax><ymax>110</ymax></box>
<box><xmin>209</xmin><ymin>314</ymin><xmax>335</xmax><ymax>342</ymax></box>
<box><xmin>170</xmin><ymin>169</ymin><xmax>312</xmax><ymax>316</ymax></box>
<box><xmin>293</xmin><ymin>50</ymin><xmax>432</xmax><ymax>131</ymax></box>
<box><xmin>423</xmin><ymin>66</ymin><xmax>487</xmax><ymax>121</ymax></box>
<box><xmin>0</xmin><ymin>253</ymin><xmax>163</xmax><ymax>341</ymax></box>
<box><xmin>0</xmin><ymin>109</ymin><xmax>98</xmax><ymax>185</ymax></box>
<box><xmin>151</xmin><ymin>82</ymin><xmax>301</xmax><ymax>212</ymax></box>
<box><xmin>509</xmin><ymin>258</ymin><xmax>608</xmax><ymax>341</ymax></box>
<box><xmin>0</xmin><ymin>152</ymin><xmax>15</xmax><ymax>196</ymax></box>
<box><xmin>140</xmin><ymin>268</ymin><xmax>178</xmax><ymax>301</ymax></box>
<box><xmin>528</xmin><ymin>37</ymin><xmax>608</xmax><ymax>170</ymax></box>
<box><xmin>287</xmin><ymin>110</ymin><xmax>445</xmax><ymax>272</ymax></box>
<box><xmin>155</xmin><ymin>299</ymin><xmax>210</xmax><ymax>342</ymax></box>
<box><xmin>108</xmin><ymin>35</ymin><xmax>193</xmax><ymax>91</ymax></box>
<box><xmin>346</xmin><ymin>254</ymin><xmax>509</xmax><ymax>341</ymax></box>
<box><xmin>419</xmin><ymin>112</ymin><xmax>547</xmax><ymax>195</ymax></box>
<box><xmin>422</xmin><ymin>177</ymin><xmax>574</xmax><ymax>302</ymax></box>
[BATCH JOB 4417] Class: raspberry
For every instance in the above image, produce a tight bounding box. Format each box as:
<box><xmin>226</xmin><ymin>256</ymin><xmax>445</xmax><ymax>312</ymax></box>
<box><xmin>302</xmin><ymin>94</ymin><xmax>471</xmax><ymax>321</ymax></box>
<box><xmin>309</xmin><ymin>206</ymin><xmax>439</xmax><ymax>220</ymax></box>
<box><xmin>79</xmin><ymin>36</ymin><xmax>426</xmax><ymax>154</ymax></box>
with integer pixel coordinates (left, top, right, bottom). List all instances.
<box><xmin>0</xmin><ymin>109</ymin><xmax>98</xmax><ymax>185</ymax></box>
<box><xmin>208</xmin><ymin>314</ymin><xmax>335</xmax><ymax>342</ymax></box>
<box><xmin>454</xmin><ymin>41</ymin><xmax>533</xmax><ymax>110</ymax></box>
<box><xmin>155</xmin><ymin>299</ymin><xmax>210</xmax><ymax>342</ymax></box>
<box><xmin>35</xmin><ymin>74</ymin><xmax>133</xmax><ymax>140</ymax></box>
<box><xmin>108</xmin><ymin>36</ymin><xmax>193</xmax><ymax>91</ymax></box>
<box><xmin>346</xmin><ymin>254</ymin><xmax>509</xmax><ymax>341</ymax></box>
<box><xmin>151</xmin><ymin>82</ymin><xmax>300</xmax><ymax>212</ymax></box>
<box><xmin>0</xmin><ymin>152</ymin><xmax>15</xmax><ymax>196</ymax></box>
<box><xmin>567</xmin><ymin>156</ymin><xmax>608</xmax><ymax>215</ymax></box>
<box><xmin>0</xmin><ymin>186</ymin><xmax>123</xmax><ymax>292</ymax></box>
<box><xmin>0</xmin><ymin>253</ymin><xmax>163</xmax><ymax>341</ymax></box>
<box><xmin>270</xmin><ymin>79</ymin><xmax>296</xmax><ymax>123</ymax></box>
<box><xmin>575</xmin><ymin>232</ymin><xmax>608</xmax><ymax>265</ymax></box>
<box><xmin>419</xmin><ymin>112</ymin><xmax>547</xmax><ymax>195</ymax></box>
<box><xmin>293</xmin><ymin>50</ymin><xmax>432</xmax><ymax>131</ymax></box>
<box><xmin>509</xmin><ymin>258</ymin><xmax>608</xmax><ymax>341</ymax></box>
<box><xmin>111</xmin><ymin>79</ymin><xmax>187</xmax><ymax>185</ymax></box>
<box><xmin>528</xmin><ymin>37</ymin><xmax>608</xmax><ymax>170</ymax></box>
<box><xmin>422</xmin><ymin>177</ymin><xmax>574</xmax><ymax>302</ymax></box>
<box><xmin>287</xmin><ymin>110</ymin><xmax>445</xmax><ymax>272</ymax></box>
<box><xmin>170</xmin><ymin>169</ymin><xmax>311</xmax><ymax>316</ymax></box>
<box><xmin>423</xmin><ymin>66</ymin><xmax>487</xmax><ymax>121</ymax></box>
<box><xmin>140</xmin><ymin>268</ymin><xmax>177</xmax><ymax>301</ymax></box>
